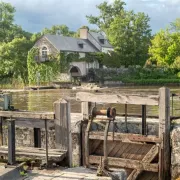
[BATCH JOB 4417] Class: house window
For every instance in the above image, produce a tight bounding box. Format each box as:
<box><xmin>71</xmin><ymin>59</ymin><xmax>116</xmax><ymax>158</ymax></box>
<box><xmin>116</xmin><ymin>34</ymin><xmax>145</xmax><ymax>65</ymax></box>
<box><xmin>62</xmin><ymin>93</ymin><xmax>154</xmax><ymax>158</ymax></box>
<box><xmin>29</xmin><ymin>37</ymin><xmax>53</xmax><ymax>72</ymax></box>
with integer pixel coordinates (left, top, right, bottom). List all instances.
<box><xmin>42</xmin><ymin>46</ymin><xmax>48</xmax><ymax>58</ymax></box>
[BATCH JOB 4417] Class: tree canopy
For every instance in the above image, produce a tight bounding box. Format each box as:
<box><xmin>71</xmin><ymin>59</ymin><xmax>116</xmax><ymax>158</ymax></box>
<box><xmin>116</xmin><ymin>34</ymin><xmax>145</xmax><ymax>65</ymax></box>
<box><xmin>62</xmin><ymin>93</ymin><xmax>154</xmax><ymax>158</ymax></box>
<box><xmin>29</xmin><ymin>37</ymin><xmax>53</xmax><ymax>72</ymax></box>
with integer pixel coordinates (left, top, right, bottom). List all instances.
<box><xmin>87</xmin><ymin>0</ymin><xmax>152</xmax><ymax>67</ymax></box>
<box><xmin>149</xmin><ymin>19</ymin><xmax>180</xmax><ymax>68</ymax></box>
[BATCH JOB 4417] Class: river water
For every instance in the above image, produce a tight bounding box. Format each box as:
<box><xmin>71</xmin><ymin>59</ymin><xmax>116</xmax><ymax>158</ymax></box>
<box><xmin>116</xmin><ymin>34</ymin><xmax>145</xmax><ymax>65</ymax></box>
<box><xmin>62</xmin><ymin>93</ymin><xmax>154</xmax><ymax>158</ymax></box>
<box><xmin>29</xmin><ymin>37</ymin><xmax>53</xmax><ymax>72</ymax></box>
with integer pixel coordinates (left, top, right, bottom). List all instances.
<box><xmin>11</xmin><ymin>86</ymin><xmax>180</xmax><ymax>116</ymax></box>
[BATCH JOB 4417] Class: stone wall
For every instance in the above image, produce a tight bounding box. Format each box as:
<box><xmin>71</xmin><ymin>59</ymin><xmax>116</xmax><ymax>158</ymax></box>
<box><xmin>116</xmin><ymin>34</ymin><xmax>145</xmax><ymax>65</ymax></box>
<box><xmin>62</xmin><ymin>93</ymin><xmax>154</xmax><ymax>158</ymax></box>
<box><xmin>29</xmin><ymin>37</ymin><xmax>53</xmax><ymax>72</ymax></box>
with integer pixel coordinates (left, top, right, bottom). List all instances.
<box><xmin>33</xmin><ymin>36</ymin><xmax>58</xmax><ymax>61</ymax></box>
<box><xmin>2</xmin><ymin>117</ymin><xmax>180</xmax><ymax>179</ymax></box>
<box><xmin>171</xmin><ymin>123</ymin><xmax>180</xmax><ymax>179</ymax></box>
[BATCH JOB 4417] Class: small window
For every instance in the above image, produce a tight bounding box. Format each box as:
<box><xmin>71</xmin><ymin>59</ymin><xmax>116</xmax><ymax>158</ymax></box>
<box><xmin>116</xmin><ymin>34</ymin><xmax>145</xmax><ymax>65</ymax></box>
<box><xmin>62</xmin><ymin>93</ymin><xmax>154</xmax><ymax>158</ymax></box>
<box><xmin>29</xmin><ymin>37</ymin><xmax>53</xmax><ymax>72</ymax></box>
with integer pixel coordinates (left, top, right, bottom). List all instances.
<box><xmin>42</xmin><ymin>46</ymin><xmax>48</xmax><ymax>58</ymax></box>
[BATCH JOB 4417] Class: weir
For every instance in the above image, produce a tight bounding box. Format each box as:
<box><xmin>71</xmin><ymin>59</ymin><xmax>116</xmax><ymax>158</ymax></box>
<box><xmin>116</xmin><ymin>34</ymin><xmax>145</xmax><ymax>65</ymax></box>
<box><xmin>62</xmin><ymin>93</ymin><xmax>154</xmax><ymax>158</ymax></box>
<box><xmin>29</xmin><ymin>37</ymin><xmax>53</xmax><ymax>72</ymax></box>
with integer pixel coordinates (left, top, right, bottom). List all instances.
<box><xmin>0</xmin><ymin>87</ymin><xmax>174</xmax><ymax>180</ymax></box>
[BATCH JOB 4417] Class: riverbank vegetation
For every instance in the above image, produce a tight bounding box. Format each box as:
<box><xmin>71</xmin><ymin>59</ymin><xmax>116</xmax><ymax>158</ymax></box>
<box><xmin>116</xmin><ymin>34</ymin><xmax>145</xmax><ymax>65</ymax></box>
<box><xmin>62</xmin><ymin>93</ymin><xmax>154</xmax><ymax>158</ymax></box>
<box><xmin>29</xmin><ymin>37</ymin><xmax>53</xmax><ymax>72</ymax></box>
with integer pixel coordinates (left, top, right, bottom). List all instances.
<box><xmin>0</xmin><ymin>0</ymin><xmax>180</xmax><ymax>88</ymax></box>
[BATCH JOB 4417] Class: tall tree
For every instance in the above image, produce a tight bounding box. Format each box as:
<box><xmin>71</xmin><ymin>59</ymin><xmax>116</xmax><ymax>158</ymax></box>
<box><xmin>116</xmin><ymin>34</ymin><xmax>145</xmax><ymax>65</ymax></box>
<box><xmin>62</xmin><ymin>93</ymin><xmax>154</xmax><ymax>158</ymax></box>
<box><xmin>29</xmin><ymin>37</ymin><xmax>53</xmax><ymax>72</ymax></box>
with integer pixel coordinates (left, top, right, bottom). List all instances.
<box><xmin>87</xmin><ymin>0</ymin><xmax>126</xmax><ymax>33</ymax></box>
<box><xmin>149</xmin><ymin>18</ymin><xmax>180</xmax><ymax>67</ymax></box>
<box><xmin>0</xmin><ymin>37</ymin><xmax>32</xmax><ymax>84</ymax></box>
<box><xmin>42</xmin><ymin>25</ymin><xmax>75</xmax><ymax>36</ymax></box>
<box><xmin>0</xmin><ymin>1</ymin><xmax>15</xmax><ymax>42</ymax></box>
<box><xmin>87</xmin><ymin>0</ymin><xmax>152</xmax><ymax>67</ymax></box>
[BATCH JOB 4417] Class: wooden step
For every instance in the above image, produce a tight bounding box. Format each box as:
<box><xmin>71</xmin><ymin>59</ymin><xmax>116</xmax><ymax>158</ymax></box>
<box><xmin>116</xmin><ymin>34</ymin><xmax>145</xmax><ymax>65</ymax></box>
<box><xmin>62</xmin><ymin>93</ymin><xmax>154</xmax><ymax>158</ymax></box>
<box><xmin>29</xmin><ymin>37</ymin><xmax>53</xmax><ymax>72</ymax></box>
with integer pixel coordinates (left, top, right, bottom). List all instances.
<box><xmin>0</xmin><ymin>146</ymin><xmax>67</xmax><ymax>162</ymax></box>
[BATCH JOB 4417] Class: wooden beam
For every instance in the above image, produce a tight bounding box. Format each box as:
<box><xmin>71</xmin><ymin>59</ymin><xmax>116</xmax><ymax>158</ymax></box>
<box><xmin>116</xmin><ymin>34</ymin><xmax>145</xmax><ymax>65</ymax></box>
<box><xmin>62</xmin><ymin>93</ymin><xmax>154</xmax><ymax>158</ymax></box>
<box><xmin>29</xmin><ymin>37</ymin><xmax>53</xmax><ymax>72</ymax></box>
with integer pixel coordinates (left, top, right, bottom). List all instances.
<box><xmin>89</xmin><ymin>132</ymin><xmax>162</xmax><ymax>143</ymax></box>
<box><xmin>54</xmin><ymin>99</ymin><xmax>72</xmax><ymax>167</ymax></box>
<box><xmin>0</xmin><ymin>111</ymin><xmax>54</xmax><ymax>120</ymax></box>
<box><xmin>142</xmin><ymin>105</ymin><xmax>147</xmax><ymax>135</ymax></box>
<box><xmin>81</xmin><ymin>102</ymin><xmax>92</xmax><ymax>120</ymax></box>
<box><xmin>76</xmin><ymin>92</ymin><xmax>159</xmax><ymax>106</ymax></box>
<box><xmin>159</xmin><ymin>87</ymin><xmax>171</xmax><ymax>180</ymax></box>
<box><xmin>0</xmin><ymin>117</ymin><xmax>3</xmax><ymax>146</ymax></box>
<box><xmin>89</xmin><ymin>155</ymin><xmax>158</xmax><ymax>172</ymax></box>
<box><xmin>127</xmin><ymin>145</ymin><xmax>159</xmax><ymax>180</ymax></box>
<box><xmin>8</xmin><ymin>119</ymin><xmax>15</xmax><ymax>165</ymax></box>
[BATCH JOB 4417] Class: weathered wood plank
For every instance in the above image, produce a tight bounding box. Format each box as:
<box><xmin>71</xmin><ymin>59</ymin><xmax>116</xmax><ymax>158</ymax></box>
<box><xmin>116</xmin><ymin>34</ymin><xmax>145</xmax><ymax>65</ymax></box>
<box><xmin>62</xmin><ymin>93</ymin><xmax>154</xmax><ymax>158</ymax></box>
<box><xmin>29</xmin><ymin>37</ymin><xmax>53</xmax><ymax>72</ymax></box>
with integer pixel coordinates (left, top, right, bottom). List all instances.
<box><xmin>0</xmin><ymin>111</ymin><xmax>54</xmax><ymax>120</ymax></box>
<box><xmin>0</xmin><ymin>117</ymin><xmax>3</xmax><ymax>146</ymax></box>
<box><xmin>89</xmin><ymin>132</ymin><xmax>161</xmax><ymax>143</ymax></box>
<box><xmin>127</xmin><ymin>145</ymin><xmax>159</xmax><ymax>180</ymax></box>
<box><xmin>8</xmin><ymin>119</ymin><xmax>15</xmax><ymax>165</ymax></box>
<box><xmin>0</xmin><ymin>146</ymin><xmax>66</xmax><ymax>154</ymax></box>
<box><xmin>54</xmin><ymin>99</ymin><xmax>72</xmax><ymax>167</ymax></box>
<box><xmin>76</xmin><ymin>92</ymin><xmax>159</xmax><ymax>106</ymax></box>
<box><xmin>159</xmin><ymin>87</ymin><xmax>171</xmax><ymax>180</ymax></box>
<box><xmin>89</xmin><ymin>155</ymin><xmax>158</xmax><ymax>172</ymax></box>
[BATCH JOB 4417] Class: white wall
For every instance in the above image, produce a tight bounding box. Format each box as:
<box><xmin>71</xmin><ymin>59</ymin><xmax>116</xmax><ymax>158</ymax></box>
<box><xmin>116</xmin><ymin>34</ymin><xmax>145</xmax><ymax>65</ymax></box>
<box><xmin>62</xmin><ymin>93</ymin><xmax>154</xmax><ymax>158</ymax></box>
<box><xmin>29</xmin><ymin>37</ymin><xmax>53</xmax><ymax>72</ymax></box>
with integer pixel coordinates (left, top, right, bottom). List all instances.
<box><xmin>102</xmin><ymin>47</ymin><xmax>114</xmax><ymax>53</ymax></box>
<box><xmin>70</xmin><ymin>62</ymin><xmax>87</xmax><ymax>76</ymax></box>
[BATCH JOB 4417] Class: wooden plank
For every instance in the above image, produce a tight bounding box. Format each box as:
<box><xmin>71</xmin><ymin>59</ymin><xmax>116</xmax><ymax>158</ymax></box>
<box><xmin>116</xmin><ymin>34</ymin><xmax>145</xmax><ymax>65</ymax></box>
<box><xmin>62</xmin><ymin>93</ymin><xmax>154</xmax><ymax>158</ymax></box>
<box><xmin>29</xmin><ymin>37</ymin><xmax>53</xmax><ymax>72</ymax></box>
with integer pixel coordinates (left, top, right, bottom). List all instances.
<box><xmin>89</xmin><ymin>155</ymin><xmax>158</xmax><ymax>172</ymax></box>
<box><xmin>0</xmin><ymin>117</ymin><xmax>3</xmax><ymax>146</ymax></box>
<box><xmin>8</xmin><ymin>119</ymin><xmax>15</xmax><ymax>165</ymax></box>
<box><xmin>0</xmin><ymin>146</ymin><xmax>66</xmax><ymax>154</ymax></box>
<box><xmin>44</xmin><ymin>119</ymin><xmax>48</xmax><ymax>168</ymax></box>
<box><xmin>142</xmin><ymin>105</ymin><xmax>146</xmax><ymax>135</ymax></box>
<box><xmin>54</xmin><ymin>99</ymin><xmax>72</xmax><ymax>167</ymax></box>
<box><xmin>0</xmin><ymin>150</ymin><xmax>66</xmax><ymax>162</ymax></box>
<box><xmin>159</xmin><ymin>87</ymin><xmax>170</xmax><ymax>180</ymax></box>
<box><xmin>0</xmin><ymin>111</ymin><xmax>54</xmax><ymax>120</ymax></box>
<box><xmin>127</xmin><ymin>145</ymin><xmax>159</xmax><ymax>180</ymax></box>
<box><xmin>81</xmin><ymin>102</ymin><xmax>92</xmax><ymax>120</ymax></box>
<box><xmin>89</xmin><ymin>132</ymin><xmax>162</xmax><ymax>143</ymax></box>
<box><xmin>76</xmin><ymin>92</ymin><xmax>159</xmax><ymax>106</ymax></box>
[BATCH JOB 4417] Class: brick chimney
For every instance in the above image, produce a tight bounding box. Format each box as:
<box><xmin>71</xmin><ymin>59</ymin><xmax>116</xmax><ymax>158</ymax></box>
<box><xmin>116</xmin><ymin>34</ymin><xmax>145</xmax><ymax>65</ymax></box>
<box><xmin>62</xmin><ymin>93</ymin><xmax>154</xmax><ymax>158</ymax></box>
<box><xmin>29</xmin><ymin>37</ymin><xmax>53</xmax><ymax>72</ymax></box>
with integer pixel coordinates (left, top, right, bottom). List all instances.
<box><xmin>80</xmin><ymin>28</ymin><xmax>88</xmax><ymax>39</ymax></box>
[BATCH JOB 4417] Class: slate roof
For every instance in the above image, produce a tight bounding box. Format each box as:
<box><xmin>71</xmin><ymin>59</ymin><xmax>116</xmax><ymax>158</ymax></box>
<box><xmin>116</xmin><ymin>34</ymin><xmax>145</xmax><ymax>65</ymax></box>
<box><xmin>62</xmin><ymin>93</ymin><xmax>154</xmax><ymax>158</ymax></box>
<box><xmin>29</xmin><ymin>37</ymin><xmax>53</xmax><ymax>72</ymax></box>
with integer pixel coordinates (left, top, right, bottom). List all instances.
<box><xmin>44</xmin><ymin>34</ymin><xmax>99</xmax><ymax>53</ymax></box>
<box><xmin>89</xmin><ymin>32</ymin><xmax>113</xmax><ymax>48</ymax></box>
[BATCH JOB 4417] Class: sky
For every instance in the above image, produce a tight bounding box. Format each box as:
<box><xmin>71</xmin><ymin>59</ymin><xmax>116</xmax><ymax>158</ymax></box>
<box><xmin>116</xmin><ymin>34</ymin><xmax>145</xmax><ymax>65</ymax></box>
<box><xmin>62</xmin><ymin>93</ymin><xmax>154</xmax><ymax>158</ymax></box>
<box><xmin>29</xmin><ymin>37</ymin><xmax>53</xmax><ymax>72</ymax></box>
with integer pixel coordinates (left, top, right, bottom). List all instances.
<box><xmin>3</xmin><ymin>0</ymin><xmax>180</xmax><ymax>33</ymax></box>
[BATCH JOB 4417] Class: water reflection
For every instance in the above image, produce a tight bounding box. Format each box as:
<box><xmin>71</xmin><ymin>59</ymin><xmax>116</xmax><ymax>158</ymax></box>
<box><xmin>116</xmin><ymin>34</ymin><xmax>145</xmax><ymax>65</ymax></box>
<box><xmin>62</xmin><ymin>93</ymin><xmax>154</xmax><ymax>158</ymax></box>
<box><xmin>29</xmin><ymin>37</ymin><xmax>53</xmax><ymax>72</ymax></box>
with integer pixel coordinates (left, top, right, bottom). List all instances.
<box><xmin>11</xmin><ymin>86</ymin><xmax>180</xmax><ymax>116</ymax></box>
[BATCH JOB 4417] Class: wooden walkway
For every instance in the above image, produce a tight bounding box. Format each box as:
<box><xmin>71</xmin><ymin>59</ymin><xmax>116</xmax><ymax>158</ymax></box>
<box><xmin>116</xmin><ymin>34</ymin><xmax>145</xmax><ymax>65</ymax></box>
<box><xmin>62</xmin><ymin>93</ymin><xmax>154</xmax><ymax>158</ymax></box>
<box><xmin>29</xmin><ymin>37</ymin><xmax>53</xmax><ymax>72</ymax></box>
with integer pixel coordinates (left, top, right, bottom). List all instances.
<box><xmin>0</xmin><ymin>146</ymin><xmax>67</xmax><ymax>162</ymax></box>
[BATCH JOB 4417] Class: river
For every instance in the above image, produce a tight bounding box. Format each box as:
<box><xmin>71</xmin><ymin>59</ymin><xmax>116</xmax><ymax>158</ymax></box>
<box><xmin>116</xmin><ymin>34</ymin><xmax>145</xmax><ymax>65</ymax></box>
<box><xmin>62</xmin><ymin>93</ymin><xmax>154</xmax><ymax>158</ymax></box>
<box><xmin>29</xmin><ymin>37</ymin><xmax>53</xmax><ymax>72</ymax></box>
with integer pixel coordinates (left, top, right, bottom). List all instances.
<box><xmin>11</xmin><ymin>86</ymin><xmax>180</xmax><ymax>116</ymax></box>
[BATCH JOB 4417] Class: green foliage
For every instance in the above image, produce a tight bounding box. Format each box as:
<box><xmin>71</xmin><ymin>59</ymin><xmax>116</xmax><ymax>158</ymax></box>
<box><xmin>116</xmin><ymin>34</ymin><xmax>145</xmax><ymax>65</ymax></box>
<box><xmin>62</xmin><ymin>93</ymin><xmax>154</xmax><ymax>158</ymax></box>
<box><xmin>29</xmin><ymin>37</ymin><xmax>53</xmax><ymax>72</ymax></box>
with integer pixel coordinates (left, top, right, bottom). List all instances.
<box><xmin>0</xmin><ymin>37</ymin><xmax>33</xmax><ymax>84</ymax></box>
<box><xmin>27</xmin><ymin>48</ymin><xmax>60</xmax><ymax>85</ymax></box>
<box><xmin>87</xmin><ymin>0</ymin><xmax>126</xmax><ymax>33</ymax></box>
<box><xmin>93</xmin><ymin>66</ymin><xmax>179</xmax><ymax>84</ymax></box>
<box><xmin>87</xmin><ymin>0</ymin><xmax>152</xmax><ymax>67</ymax></box>
<box><xmin>60</xmin><ymin>52</ymin><xmax>104</xmax><ymax>72</ymax></box>
<box><xmin>149</xmin><ymin>19</ymin><xmax>180</xmax><ymax>67</ymax></box>
<box><xmin>42</xmin><ymin>25</ymin><xmax>75</xmax><ymax>36</ymax></box>
<box><xmin>120</xmin><ymin>79</ymin><xmax>180</xmax><ymax>85</ymax></box>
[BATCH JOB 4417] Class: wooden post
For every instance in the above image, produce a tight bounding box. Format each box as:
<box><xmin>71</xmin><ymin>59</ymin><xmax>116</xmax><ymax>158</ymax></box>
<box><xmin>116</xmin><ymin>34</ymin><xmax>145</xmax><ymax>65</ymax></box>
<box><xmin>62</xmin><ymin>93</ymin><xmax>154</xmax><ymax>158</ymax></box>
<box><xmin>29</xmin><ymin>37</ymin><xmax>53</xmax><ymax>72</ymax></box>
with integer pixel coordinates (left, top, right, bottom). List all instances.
<box><xmin>54</xmin><ymin>99</ymin><xmax>72</xmax><ymax>167</ymax></box>
<box><xmin>8</xmin><ymin>119</ymin><xmax>15</xmax><ymax>165</ymax></box>
<box><xmin>0</xmin><ymin>117</ymin><xmax>3</xmax><ymax>146</ymax></box>
<box><xmin>44</xmin><ymin>120</ymin><xmax>48</xmax><ymax>168</ymax></box>
<box><xmin>125</xmin><ymin>104</ymin><xmax>128</xmax><ymax>133</ymax></box>
<box><xmin>34</xmin><ymin>128</ymin><xmax>41</xmax><ymax>148</ymax></box>
<box><xmin>159</xmin><ymin>87</ymin><xmax>171</xmax><ymax>180</ymax></box>
<box><xmin>81</xmin><ymin>101</ymin><xmax>91</xmax><ymax>166</ymax></box>
<box><xmin>81</xmin><ymin>102</ymin><xmax>92</xmax><ymax>120</ymax></box>
<box><xmin>142</xmin><ymin>105</ymin><xmax>147</xmax><ymax>135</ymax></box>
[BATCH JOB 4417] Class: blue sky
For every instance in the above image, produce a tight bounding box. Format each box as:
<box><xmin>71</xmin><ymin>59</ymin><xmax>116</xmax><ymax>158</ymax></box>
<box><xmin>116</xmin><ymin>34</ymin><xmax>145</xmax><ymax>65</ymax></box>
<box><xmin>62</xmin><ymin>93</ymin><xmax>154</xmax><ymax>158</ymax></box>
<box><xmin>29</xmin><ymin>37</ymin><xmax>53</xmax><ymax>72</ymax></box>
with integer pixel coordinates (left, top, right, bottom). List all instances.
<box><xmin>4</xmin><ymin>0</ymin><xmax>180</xmax><ymax>33</ymax></box>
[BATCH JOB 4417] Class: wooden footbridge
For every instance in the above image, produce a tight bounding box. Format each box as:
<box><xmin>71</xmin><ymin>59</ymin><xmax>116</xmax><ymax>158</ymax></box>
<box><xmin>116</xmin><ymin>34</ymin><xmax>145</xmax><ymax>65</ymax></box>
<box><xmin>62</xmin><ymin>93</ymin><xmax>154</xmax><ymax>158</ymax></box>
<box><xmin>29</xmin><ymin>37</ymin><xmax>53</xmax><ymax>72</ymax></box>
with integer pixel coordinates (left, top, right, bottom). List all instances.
<box><xmin>0</xmin><ymin>99</ymin><xmax>73</xmax><ymax>167</ymax></box>
<box><xmin>0</xmin><ymin>87</ymin><xmax>172</xmax><ymax>180</ymax></box>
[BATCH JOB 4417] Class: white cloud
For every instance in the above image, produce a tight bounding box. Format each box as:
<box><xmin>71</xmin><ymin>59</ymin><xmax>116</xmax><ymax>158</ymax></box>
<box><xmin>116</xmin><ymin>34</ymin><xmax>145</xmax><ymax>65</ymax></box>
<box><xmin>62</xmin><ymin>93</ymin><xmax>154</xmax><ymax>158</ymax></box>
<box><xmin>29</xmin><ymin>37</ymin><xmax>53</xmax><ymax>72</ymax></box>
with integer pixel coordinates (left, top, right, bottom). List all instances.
<box><xmin>3</xmin><ymin>0</ymin><xmax>180</xmax><ymax>33</ymax></box>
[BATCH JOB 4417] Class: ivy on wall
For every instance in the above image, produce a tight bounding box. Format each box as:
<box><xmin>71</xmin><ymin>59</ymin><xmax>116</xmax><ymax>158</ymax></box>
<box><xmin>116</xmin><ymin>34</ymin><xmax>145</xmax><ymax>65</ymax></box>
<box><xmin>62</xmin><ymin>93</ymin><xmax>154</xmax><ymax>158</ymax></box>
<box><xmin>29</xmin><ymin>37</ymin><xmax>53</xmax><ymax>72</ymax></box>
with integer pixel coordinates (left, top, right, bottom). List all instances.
<box><xmin>60</xmin><ymin>52</ymin><xmax>105</xmax><ymax>72</ymax></box>
<box><xmin>27</xmin><ymin>48</ymin><xmax>60</xmax><ymax>85</ymax></box>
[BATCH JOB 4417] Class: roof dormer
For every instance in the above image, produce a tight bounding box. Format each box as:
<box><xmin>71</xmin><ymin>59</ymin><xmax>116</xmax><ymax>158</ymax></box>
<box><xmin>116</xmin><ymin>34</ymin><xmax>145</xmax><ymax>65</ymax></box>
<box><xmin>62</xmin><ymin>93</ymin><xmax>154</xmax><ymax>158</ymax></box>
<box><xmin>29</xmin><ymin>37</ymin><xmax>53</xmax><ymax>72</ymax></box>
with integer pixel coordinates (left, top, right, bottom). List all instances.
<box><xmin>98</xmin><ymin>35</ymin><xmax>105</xmax><ymax>44</ymax></box>
<box><xmin>77</xmin><ymin>41</ymin><xmax>84</xmax><ymax>48</ymax></box>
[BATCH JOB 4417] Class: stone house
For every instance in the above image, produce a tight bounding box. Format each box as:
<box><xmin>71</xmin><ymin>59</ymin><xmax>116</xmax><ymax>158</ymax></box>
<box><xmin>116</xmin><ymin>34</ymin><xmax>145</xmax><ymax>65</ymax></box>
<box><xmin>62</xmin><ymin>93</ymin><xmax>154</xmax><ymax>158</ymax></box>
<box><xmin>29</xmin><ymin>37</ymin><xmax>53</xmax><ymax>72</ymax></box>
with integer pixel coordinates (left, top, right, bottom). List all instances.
<box><xmin>33</xmin><ymin>28</ymin><xmax>113</xmax><ymax>80</ymax></box>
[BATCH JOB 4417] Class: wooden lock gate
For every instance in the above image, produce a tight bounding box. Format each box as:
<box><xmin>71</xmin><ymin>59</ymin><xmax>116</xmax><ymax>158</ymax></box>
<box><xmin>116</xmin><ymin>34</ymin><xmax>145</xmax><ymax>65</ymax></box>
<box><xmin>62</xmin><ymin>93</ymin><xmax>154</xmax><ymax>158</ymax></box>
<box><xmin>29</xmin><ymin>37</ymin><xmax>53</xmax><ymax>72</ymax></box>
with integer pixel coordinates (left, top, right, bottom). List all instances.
<box><xmin>85</xmin><ymin>107</ymin><xmax>116</xmax><ymax>173</ymax></box>
<box><xmin>77</xmin><ymin>87</ymin><xmax>171</xmax><ymax>180</ymax></box>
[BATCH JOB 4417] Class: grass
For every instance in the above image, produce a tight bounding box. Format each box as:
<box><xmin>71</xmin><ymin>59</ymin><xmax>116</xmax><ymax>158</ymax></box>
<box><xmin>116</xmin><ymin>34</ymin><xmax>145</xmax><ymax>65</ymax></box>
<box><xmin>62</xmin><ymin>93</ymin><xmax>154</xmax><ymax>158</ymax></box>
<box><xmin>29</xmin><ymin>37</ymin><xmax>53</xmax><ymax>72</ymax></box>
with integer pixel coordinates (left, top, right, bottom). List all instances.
<box><xmin>107</xmin><ymin>78</ymin><xmax>180</xmax><ymax>85</ymax></box>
